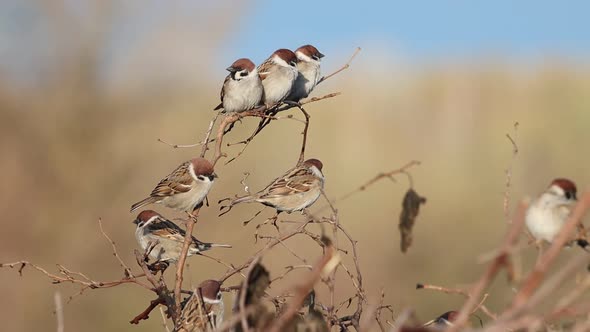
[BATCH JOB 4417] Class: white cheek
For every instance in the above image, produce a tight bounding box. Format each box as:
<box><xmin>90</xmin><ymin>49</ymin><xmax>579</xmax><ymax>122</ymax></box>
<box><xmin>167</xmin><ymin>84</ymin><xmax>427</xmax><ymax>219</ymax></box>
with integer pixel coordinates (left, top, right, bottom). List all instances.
<box><xmin>296</xmin><ymin>52</ymin><xmax>312</xmax><ymax>62</ymax></box>
<box><xmin>274</xmin><ymin>55</ymin><xmax>290</xmax><ymax>67</ymax></box>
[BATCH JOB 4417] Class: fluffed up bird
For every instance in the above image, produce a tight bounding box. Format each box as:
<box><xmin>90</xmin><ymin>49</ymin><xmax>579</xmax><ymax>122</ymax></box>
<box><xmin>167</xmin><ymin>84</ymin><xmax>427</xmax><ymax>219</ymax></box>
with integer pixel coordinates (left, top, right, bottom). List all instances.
<box><xmin>175</xmin><ymin>279</ymin><xmax>225</xmax><ymax>332</ymax></box>
<box><xmin>287</xmin><ymin>44</ymin><xmax>324</xmax><ymax>102</ymax></box>
<box><xmin>214</xmin><ymin>58</ymin><xmax>263</xmax><ymax>113</ymax></box>
<box><xmin>131</xmin><ymin>158</ymin><xmax>217</xmax><ymax>213</ymax></box>
<box><xmin>220</xmin><ymin>159</ymin><xmax>324</xmax><ymax>215</ymax></box>
<box><xmin>257</xmin><ymin>48</ymin><xmax>299</xmax><ymax>108</ymax></box>
<box><xmin>133</xmin><ymin>210</ymin><xmax>231</xmax><ymax>263</ymax></box>
<box><xmin>525</xmin><ymin>178</ymin><xmax>579</xmax><ymax>244</ymax></box>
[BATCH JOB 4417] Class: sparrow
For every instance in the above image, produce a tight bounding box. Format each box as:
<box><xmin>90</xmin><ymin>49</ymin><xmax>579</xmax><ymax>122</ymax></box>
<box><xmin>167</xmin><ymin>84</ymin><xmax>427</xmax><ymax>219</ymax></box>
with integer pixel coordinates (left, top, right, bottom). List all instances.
<box><xmin>131</xmin><ymin>157</ymin><xmax>217</xmax><ymax>213</ymax></box>
<box><xmin>175</xmin><ymin>279</ymin><xmax>224</xmax><ymax>332</ymax></box>
<box><xmin>525</xmin><ymin>178</ymin><xmax>578</xmax><ymax>243</ymax></box>
<box><xmin>221</xmin><ymin>159</ymin><xmax>324</xmax><ymax>214</ymax></box>
<box><xmin>422</xmin><ymin>311</ymin><xmax>459</xmax><ymax>328</ymax></box>
<box><xmin>257</xmin><ymin>48</ymin><xmax>299</xmax><ymax>108</ymax></box>
<box><xmin>133</xmin><ymin>210</ymin><xmax>231</xmax><ymax>263</ymax></box>
<box><xmin>214</xmin><ymin>58</ymin><xmax>264</xmax><ymax>113</ymax></box>
<box><xmin>286</xmin><ymin>44</ymin><xmax>324</xmax><ymax>102</ymax></box>
<box><xmin>232</xmin><ymin>263</ymin><xmax>274</xmax><ymax>332</ymax></box>
<box><xmin>286</xmin><ymin>290</ymin><xmax>329</xmax><ymax>332</ymax></box>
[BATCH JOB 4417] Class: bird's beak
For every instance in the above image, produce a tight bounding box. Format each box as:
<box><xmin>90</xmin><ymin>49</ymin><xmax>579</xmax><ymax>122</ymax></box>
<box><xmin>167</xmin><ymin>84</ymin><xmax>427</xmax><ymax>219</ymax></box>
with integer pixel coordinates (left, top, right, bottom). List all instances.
<box><xmin>213</xmin><ymin>172</ymin><xmax>219</xmax><ymax>179</ymax></box>
<box><xmin>132</xmin><ymin>218</ymin><xmax>139</xmax><ymax>225</ymax></box>
<box><xmin>226</xmin><ymin>66</ymin><xmax>236</xmax><ymax>72</ymax></box>
<box><xmin>318</xmin><ymin>52</ymin><xmax>325</xmax><ymax>58</ymax></box>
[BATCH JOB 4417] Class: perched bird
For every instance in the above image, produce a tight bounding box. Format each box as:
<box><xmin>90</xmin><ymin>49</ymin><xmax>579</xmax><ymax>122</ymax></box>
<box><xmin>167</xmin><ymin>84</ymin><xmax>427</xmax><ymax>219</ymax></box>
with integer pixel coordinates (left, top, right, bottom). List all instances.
<box><xmin>422</xmin><ymin>311</ymin><xmax>459</xmax><ymax>328</ymax></box>
<box><xmin>131</xmin><ymin>158</ymin><xmax>216</xmax><ymax>213</ymax></box>
<box><xmin>232</xmin><ymin>263</ymin><xmax>274</xmax><ymax>332</ymax></box>
<box><xmin>287</xmin><ymin>45</ymin><xmax>324</xmax><ymax>102</ymax></box>
<box><xmin>214</xmin><ymin>58</ymin><xmax>264</xmax><ymax>113</ymax></box>
<box><xmin>257</xmin><ymin>48</ymin><xmax>299</xmax><ymax>108</ymax></box>
<box><xmin>133</xmin><ymin>210</ymin><xmax>231</xmax><ymax>263</ymax></box>
<box><xmin>525</xmin><ymin>178</ymin><xmax>578</xmax><ymax>243</ymax></box>
<box><xmin>175</xmin><ymin>279</ymin><xmax>225</xmax><ymax>332</ymax></box>
<box><xmin>221</xmin><ymin>159</ymin><xmax>324</xmax><ymax>214</ymax></box>
<box><xmin>285</xmin><ymin>290</ymin><xmax>329</xmax><ymax>332</ymax></box>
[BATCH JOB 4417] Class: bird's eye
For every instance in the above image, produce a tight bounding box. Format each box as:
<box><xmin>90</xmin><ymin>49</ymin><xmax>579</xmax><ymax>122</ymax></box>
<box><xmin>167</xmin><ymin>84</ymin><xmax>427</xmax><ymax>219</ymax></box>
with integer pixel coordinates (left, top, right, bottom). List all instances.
<box><xmin>312</xmin><ymin>55</ymin><xmax>319</xmax><ymax>61</ymax></box>
<box><xmin>197</xmin><ymin>175</ymin><xmax>206</xmax><ymax>181</ymax></box>
<box><xmin>217</xmin><ymin>292</ymin><xmax>221</xmax><ymax>299</ymax></box>
<box><xmin>290</xmin><ymin>61</ymin><xmax>297</xmax><ymax>67</ymax></box>
<box><xmin>240</xmin><ymin>71</ymin><xmax>248</xmax><ymax>77</ymax></box>
<box><xmin>565</xmin><ymin>192</ymin><xmax>572</xmax><ymax>199</ymax></box>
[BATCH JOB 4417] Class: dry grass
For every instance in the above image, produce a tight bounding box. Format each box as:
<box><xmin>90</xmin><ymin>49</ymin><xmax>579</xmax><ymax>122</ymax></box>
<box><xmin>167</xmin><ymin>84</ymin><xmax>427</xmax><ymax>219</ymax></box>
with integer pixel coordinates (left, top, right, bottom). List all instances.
<box><xmin>1</xmin><ymin>2</ymin><xmax>590</xmax><ymax>331</ymax></box>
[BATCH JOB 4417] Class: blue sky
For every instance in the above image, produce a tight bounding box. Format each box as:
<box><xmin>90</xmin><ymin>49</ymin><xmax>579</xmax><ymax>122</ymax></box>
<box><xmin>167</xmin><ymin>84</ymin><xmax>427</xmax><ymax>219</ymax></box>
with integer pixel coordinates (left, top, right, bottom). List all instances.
<box><xmin>223</xmin><ymin>0</ymin><xmax>590</xmax><ymax>63</ymax></box>
<box><xmin>1</xmin><ymin>0</ymin><xmax>589</xmax><ymax>86</ymax></box>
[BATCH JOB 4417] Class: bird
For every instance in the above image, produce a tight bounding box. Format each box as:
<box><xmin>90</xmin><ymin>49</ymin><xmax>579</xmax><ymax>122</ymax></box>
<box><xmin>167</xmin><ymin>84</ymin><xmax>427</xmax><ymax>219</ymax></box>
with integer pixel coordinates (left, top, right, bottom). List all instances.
<box><xmin>232</xmin><ymin>263</ymin><xmax>274</xmax><ymax>332</ymax></box>
<box><xmin>257</xmin><ymin>48</ymin><xmax>299</xmax><ymax>108</ymax></box>
<box><xmin>175</xmin><ymin>279</ymin><xmax>225</xmax><ymax>332</ymax></box>
<box><xmin>286</xmin><ymin>44</ymin><xmax>324</xmax><ymax>102</ymax></box>
<box><xmin>221</xmin><ymin>159</ymin><xmax>324</xmax><ymax>215</ymax></box>
<box><xmin>422</xmin><ymin>311</ymin><xmax>459</xmax><ymax>328</ymax></box>
<box><xmin>286</xmin><ymin>290</ymin><xmax>329</xmax><ymax>332</ymax></box>
<box><xmin>213</xmin><ymin>58</ymin><xmax>264</xmax><ymax>113</ymax></box>
<box><xmin>131</xmin><ymin>158</ymin><xmax>217</xmax><ymax>213</ymax></box>
<box><xmin>525</xmin><ymin>178</ymin><xmax>578</xmax><ymax>244</ymax></box>
<box><xmin>133</xmin><ymin>210</ymin><xmax>231</xmax><ymax>263</ymax></box>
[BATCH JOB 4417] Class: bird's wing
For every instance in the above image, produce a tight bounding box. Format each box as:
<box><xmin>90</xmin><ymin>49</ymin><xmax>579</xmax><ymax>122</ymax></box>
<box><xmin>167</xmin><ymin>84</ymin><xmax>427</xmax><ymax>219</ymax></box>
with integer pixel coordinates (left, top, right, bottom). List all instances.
<box><xmin>150</xmin><ymin>161</ymin><xmax>193</xmax><ymax>197</ymax></box>
<box><xmin>259</xmin><ymin>167</ymin><xmax>316</xmax><ymax>199</ymax></box>
<box><xmin>219</xmin><ymin>75</ymin><xmax>230</xmax><ymax>102</ymax></box>
<box><xmin>148</xmin><ymin>219</ymin><xmax>187</xmax><ymax>242</ymax></box>
<box><xmin>257</xmin><ymin>57</ymin><xmax>273</xmax><ymax>81</ymax></box>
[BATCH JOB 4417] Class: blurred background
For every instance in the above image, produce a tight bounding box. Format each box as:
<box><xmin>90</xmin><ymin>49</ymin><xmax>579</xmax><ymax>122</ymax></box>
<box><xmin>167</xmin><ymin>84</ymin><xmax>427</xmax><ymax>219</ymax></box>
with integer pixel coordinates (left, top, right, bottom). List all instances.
<box><xmin>1</xmin><ymin>0</ymin><xmax>589</xmax><ymax>331</ymax></box>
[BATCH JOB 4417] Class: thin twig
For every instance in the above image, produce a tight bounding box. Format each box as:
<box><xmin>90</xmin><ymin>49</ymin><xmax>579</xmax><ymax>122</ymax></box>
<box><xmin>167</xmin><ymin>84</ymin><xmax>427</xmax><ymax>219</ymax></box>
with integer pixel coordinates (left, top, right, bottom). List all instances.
<box><xmin>267</xmin><ymin>239</ymin><xmax>337</xmax><ymax>332</ymax></box>
<box><xmin>317</xmin><ymin>47</ymin><xmax>361</xmax><ymax>85</ymax></box>
<box><xmin>503</xmin><ymin>122</ymin><xmax>519</xmax><ymax>223</ymax></box>
<box><xmin>211</xmin><ymin>92</ymin><xmax>341</xmax><ymax>166</ymax></box>
<box><xmin>200</xmin><ymin>113</ymin><xmax>220</xmax><ymax>158</ymax></box>
<box><xmin>54</xmin><ymin>292</ymin><xmax>64</xmax><ymax>332</ymax></box>
<box><xmin>159</xmin><ymin>306</ymin><xmax>171</xmax><ymax>332</ymax></box>
<box><xmin>333</xmin><ymin>160</ymin><xmax>421</xmax><ymax>204</ymax></box>
<box><xmin>174</xmin><ymin>208</ymin><xmax>201</xmax><ymax>320</ymax></box>
<box><xmin>416</xmin><ymin>283</ymin><xmax>496</xmax><ymax>320</ymax></box>
<box><xmin>98</xmin><ymin>218</ymin><xmax>134</xmax><ymax>278</ymax></box>
<box><xmin>447</xmin><ymin>200</ymin><xmax>529</xmax><ymax>331</ymax></box>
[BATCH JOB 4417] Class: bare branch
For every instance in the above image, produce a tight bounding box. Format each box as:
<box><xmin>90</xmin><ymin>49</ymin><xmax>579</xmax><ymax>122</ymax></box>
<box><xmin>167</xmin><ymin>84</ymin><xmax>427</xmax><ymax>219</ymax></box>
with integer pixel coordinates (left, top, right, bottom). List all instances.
<box><xmin>317</xmin><ymin>47</ymin><xmax>361</xmax><ymax>85</ymax></box>
<box><xmin>174</xmin><ymin>208</ymin><xmax>201</xmax><ymax>320</ymax></box>
<box><xmin>98</xmin><ymin>218</ymin><xmax>134</xmax><ymax>278</ymax></box>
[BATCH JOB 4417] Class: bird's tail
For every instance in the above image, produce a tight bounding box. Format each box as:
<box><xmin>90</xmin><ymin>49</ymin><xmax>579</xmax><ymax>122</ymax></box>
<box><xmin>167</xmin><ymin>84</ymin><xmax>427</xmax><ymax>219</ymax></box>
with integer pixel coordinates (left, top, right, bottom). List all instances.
<box><xmin>193</xmin><ymin>241</ymin><xmax>232</xmax><ymax>253</ymax></box>
<box><xmin>130</xmin><ymin>197</ymin><xmax>158</xmax><ymax>213</ymax></box>
<box><xmin>218</xmin><ymin>195</ymin><xmax>255</xmax><ymax>216</ymax></box>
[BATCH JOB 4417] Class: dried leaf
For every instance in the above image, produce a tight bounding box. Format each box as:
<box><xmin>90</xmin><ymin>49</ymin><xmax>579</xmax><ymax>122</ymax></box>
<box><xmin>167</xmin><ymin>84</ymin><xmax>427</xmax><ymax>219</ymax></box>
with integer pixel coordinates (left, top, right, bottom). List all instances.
<box><xmin>399</xmin><ymin>188</ymin><xmax>427</xmax><ymax>253</ymax></box>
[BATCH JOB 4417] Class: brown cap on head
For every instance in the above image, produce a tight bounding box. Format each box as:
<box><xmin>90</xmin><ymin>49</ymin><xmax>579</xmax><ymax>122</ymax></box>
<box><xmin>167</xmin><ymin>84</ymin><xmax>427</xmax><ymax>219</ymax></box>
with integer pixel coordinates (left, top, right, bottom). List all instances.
<box><xmin>190</xmin><ymin>158</ymin><xmax>215</xmax><ymax>176</ymax></box>
<box><xmin>134</xmin><ymin>210</ymin><xmax>161</xmax><ymax>224</ymax></box>
<box><xmin>296</xmin><ymin>44</ymin><xmax>324</xmax><ymax>59</ymax></box>
<box><xmin>551</xmin><ymin>178</ymin><xmax>577</xmax><ymax>198</ymax></box>
<box><xmin>303</xmin><ymin>158</ymin><xmax>323</xmax><ymax>171</ymax></box>
<box><xmin>227</xmin><ymin>58</ymin><xmax>255</xmax><ymax>72</ymax></box>
<box><xmin>440</xmin><ymin>311</ymin><xmax>459</xmax><ymax>323</ymax></box>
<box><xmin>273</xmin><ymin>48</ymin><xmax>298</xmax><ymax>64</ymax></box>
<box><xmin>199</xmin><ymin>279</ymin><xmax>221</xmax><ymax>301</ymax></box>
